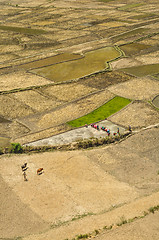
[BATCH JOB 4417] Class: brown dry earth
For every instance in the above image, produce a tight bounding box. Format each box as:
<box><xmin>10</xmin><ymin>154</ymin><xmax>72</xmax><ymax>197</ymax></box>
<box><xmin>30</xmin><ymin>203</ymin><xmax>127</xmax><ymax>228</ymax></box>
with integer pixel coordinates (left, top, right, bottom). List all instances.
<box><xmin>0</xmin><ymin>127</ymin><xmax>159</xmax><ymax>240</ymax></box>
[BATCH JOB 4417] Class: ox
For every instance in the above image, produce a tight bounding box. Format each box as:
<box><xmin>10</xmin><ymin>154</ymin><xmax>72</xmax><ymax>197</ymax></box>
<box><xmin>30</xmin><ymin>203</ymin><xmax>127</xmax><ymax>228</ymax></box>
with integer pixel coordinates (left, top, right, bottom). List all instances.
<box><xmin>37</xmin><ymin>168</ymin><xmax>44</xmax><ymax>175</ymax></box>
<box><xmin>21</xmin><ymin>163</ymin><xmax>27</xmax><ymax>171</ymax></box>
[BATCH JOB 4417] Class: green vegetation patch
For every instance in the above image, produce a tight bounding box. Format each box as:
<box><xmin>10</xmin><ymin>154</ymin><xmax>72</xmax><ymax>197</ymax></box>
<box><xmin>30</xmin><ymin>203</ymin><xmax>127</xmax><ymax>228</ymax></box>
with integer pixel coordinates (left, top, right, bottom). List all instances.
<box><xmin>120</xmin><ymin>43</ymin><xmax>151</xmax><ymax>56</ymax></box>
<box><xmin>130</xmin><ymin>13</ymin><xmax>157</xmax><ymax>20</ymax></box>
<box><xmin>121</xmin><ymin>63</ymin><xmax>159</xmax><ymax>77</ymax></box>
<box><xmin>19</xmin><ymin>53</ymin><xmax>83</xmax><ymax>70</ymax></box>
<box><xmin>68</xmin><ymin>96</ymin><xmax>131</xmax><ymax>127</ymax></box>
<box><xmin>152</xmin><ymin>73</ymin><xmax>159</xmax><ymax>80</ymax></box>
<box><xmin>111</xmin><ymin>28</ymin><xmax>149</xmax><ymax>42</ymax></box>
<box><xmin>118</xmin><ymin>3</ymin><xmax>144</xmax><ymax>11</ymax></box>
<box><xmin>31</xmin><ymin>47</ymin><xmax>120</xmax><ymax>82</ymax></box>
<box><xmin>0</xmin><ymin>25</ymin><xmax>46</xmax><ymax>35</ymax></box>
<box><xmin>0</xmin><ymin>116</ymin><xmax>11</xmax><ymax>123</ymax></box>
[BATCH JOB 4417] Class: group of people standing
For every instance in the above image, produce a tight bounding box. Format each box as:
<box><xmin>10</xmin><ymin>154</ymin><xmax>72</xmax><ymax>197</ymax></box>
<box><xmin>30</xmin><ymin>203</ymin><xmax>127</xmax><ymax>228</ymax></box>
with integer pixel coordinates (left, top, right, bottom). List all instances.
<box><xmin>90</xmin><ymin>123</ymin><xmax>120</xmax><ymax>136</ymax></box>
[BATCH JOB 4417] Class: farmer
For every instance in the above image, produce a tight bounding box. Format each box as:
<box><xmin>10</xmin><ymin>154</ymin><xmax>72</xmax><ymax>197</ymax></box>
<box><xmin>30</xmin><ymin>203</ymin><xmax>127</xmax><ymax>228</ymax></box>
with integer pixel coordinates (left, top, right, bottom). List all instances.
<box><xmin>23</xmin><ymin>171</ymin><xmax>27</xmax><ymax>181</ymax></box>
<box><xmin>129</xmin><ymin>125</ymin><xmax>132</xmax><ymax>132</ymax></box>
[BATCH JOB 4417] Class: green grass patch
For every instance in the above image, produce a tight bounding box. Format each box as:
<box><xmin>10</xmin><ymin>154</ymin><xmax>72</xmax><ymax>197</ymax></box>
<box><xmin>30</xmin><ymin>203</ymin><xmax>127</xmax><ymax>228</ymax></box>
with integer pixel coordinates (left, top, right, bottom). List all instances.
<box><xmin>152</xmin><ymin>73</ymin><xmax>159</xmax><ymax>80</ymax></box>
<box><xmin>121</xmin><ymin>63</ymin><xmax>159</xmax><ymax>77</ymax></box>
<box><xmin>111</xmin><ymin>28</ymin><xmax>149</xmax><ymax>42</ymax></box>
<box><xmin>120</xmin><ymin>43</ymin><xmax>151</xmax><ymax>56</ymax></box>
<box><xmin>67</xmin><ymin>96</ymin><xmax>131</xmax><ymax>127</ymax></box>
<box><xmin>118</xmin><ymin>3</ymin><xmax>144</xmax><ymax>11</ymax></box>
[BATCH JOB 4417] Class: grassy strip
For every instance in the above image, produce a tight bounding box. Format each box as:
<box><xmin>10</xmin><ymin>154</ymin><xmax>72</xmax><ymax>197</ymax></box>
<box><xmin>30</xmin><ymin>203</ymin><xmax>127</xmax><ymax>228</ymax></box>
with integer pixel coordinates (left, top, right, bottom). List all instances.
<box><xmin>0</xmin><ymin>25</ymin><xmax>46</xmax><ymax>35</ymax></box>
<box><xmin>64</xmin><ymin>205</ymin><xmax>159</xmax><ymax>240</ymax></box>
<box><xmin>67</xmin><ymin>96</ymin><xmax>131</xmax><ymax>128</ymax></box>
<box><xmin>0</xmin><ymin>132</ymin><xmax>132</xmax><ymax>154</ymax></box>
<box><xmin>118</xmin><ymin>3</ymin><xmax>144</xmax><ymax>11</ymax></box>
<box><xmin>121</xmin><ymin>63</ymin><xmax>159</xmax><ymax>77</ymax></box>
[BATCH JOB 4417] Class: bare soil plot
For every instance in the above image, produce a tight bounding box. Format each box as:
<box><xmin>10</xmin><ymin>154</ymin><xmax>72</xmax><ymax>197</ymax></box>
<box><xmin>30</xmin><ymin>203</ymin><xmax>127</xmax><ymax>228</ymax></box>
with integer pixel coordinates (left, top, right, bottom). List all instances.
<box><xmin>95</xmin><ymin>212</ymin><xmax>159</xmax><ymax>240</ymax></box>
<box><xmin>0</xmin><ymin>71</ymin><xmax>51</xmax><ymax>92</ymax></box>
<box><xmin>0</xmin><ymin>44</ymin><xmax>23</xmax><ymax>53</ymax></box>
<box><xmin>107</xmin><ymin>77</ymin><xmax>159</xmax><ymax>100</ymax></box>
<box><xmin>12</xmin><ymin>90</ymin><xmax>62</xmax><ymax>112</ymax></box>
<box><xmin>1</xmin><ymin>127</ymin><xmax>159</xmax><ymax>240</ymax></box>
<box><xmin>88</xmin><ymin>127</ymin><xmax>159</xmax><ymax>195</ymax></box>
<box><xmin>0</xmin><ymin>175</ymin><xmax>49</xmax><ymax>239</ymax></box>
<box><xmin>39</xmin><ymin>82</ymin><xmax>98</xmax><ymax>102</ymax></box>
<box><xmin>0</xmin><ymin>120</ymin><xmax>30</xmax><ymax>139</ymax></box>
<box><xmin>0</xmin><ymin>94</ymin><xmax>35</xmax><ymax>119</ymax></box>
<box><xmin>152</xmin><ymin>95</ymin><xmax>159</xmax><ymax>108</ymax></box>
<box><xmin>14</xmin><ymin>124</ymin><xmax>72</xmax><ymax>145</ymax></box>
<box><xmin>79</xmin><ymin>71</ymin><xmax>133</xmax><ymax>90</ymax></box>
<box><xmin>22</xmin><ymin>90</ymin><xmax>114</xmax><ymax>131</ymax></box>
<box><xmin>0</xmin><ymin>137</ymin><xmax>10</xmax><ymax>147</ymax></box>
<box><xmin>135</xmin><ymin>50</ymin><xmax>159</xmax><ymax>65</ymax></box>
<box><xmin>0</xmin><ymin>150</ymin><xmax>138</xmax><ymax>224</ymax></box>
<box><xmin>111</xmin><ymin>57</ymin><xmax>142</xmax><ymax>70</ymax></box>
<box><xmin>108</xmin><ymin>101</ymin><xmax>159</xmax><ymax>129</ymax></box>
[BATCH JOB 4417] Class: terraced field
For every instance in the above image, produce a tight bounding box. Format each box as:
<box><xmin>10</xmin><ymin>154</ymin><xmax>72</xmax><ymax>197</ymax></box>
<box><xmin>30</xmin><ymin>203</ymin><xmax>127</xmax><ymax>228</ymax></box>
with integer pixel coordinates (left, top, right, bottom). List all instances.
<box><xmin>0</xmin><ymin>0</ymin><xmax>159</xmax><ymax>240</ymax></box>
<box><xmin>0</xmin><ymin>0</ymin><xmax>158</xmax><ymax>146</ymax></box>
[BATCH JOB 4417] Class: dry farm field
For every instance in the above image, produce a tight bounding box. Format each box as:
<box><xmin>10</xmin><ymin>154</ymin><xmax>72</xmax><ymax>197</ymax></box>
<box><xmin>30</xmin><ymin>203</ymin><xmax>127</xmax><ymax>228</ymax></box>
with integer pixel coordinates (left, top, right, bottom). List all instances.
<box><xmin>0</xmin><ymin>0</ymin><xmax>159</xmax><ymax>240</ymax></box>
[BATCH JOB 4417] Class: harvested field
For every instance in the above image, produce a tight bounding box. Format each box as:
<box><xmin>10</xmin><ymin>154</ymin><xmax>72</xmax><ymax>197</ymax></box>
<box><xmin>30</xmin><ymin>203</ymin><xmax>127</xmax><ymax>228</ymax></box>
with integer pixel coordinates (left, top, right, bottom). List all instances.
<box><xmin>39</xmin><ymin>82</ymin><xmax>98</xmax><ymax>102</ymax></box>
<box><xmin>107</xmin><ymin>77</ymin><xmax>159</xmax><ymax>100</ymax></box>
<box><xmin>0</xmin><ymin>137</ymin><xmax>10</xmax><ymax>148</ymax></box>
<box><xmin>23</xmin><ymin>90</ymin><xmax>114</xmax><ymax>130</ymax></box>
<box><xmin>108</xmin><ymin>101</ymin><xmax>159</xmax><ymax>129</ymax></box>
<box><xmin>79</xmin><ymin>71</ymin><xmax>133</xmax><ymax>90</ymax></box>
<box><xmin>0</xmin><ymin>71</ymin><xmax>51</xmax><ymax>92</ymax></box>
<box><xmin>0</xmin><ymin>120</ymin><xmax>30</xmax><ymax>139</ymax></box>
<box><xmin>0</xmin><ymin>175</ymin><xmax>49</xmax><ymax>239</ymax></box>
<box><xmin>0</xmin><ymin>95</ymin><xmax>34</xmax><ymax>119</ymax></box>
<box><xmin>12</xmin><ymin>90</ymin><xmax>62</xmax><ymax>112</ymax></box>
<box><xmin>135</xmin><ymin>50</ymin><xmax>159</xmax><ymax>64</ymax></box>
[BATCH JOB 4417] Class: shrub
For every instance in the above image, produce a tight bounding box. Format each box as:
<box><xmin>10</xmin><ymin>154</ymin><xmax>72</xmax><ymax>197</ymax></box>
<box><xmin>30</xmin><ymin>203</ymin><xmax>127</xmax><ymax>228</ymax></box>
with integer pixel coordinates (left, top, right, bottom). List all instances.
<box><xmin>77</xmin><ymin>141</ymin><xmax>83</xmax><ymax>149</ymax></box>
<box><xmin>95</xmin><ymin>229</ymin><xmax>99</xmax><ymax>235</ymax></box>
<box><xmin>0</xmin><ymin>148</ymin><xmax>3</xmax><ymax>155</ymax></box>
<box><xmin>9</xmin><ymin>143</ymin><xmax>23</xmax><ymax>154</ymax></box>
<box><xmin>77</xmin><ymin>234</ymin><xmax>89</xmax><ymax>239</ymax></box>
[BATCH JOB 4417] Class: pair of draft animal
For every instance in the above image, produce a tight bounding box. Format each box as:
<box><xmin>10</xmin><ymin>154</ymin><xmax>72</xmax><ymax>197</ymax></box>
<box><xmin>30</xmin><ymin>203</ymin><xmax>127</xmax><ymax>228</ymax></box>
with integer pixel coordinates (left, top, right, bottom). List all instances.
<box><xmin>21</xmin><ymin>163</ymin><xmax>44</xmax><ymax>176</ymax></box>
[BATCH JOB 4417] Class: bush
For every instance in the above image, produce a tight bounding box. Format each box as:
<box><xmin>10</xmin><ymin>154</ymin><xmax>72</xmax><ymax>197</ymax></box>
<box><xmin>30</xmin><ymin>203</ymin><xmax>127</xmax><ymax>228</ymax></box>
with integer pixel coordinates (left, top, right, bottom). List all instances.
<box><xmin>0</xmin><ymin>148</ymin><xmax>3</xmax><ymax>155</ymax></box>
<box><xmin>9</xmin><ymin>143</ymin><xmax>23</xmax><ymax>154</ymax></box>
<box><xmin>77</xmin><ymin>234</ymin><xmax>89</xmax><ymax>239</ymax></box>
